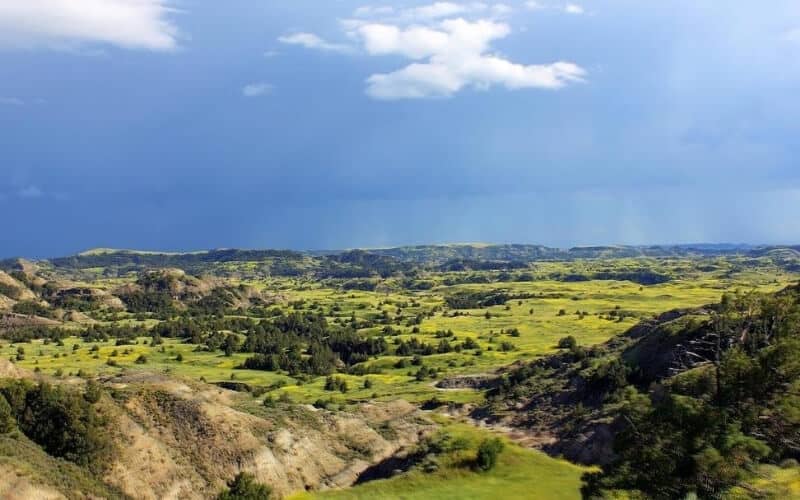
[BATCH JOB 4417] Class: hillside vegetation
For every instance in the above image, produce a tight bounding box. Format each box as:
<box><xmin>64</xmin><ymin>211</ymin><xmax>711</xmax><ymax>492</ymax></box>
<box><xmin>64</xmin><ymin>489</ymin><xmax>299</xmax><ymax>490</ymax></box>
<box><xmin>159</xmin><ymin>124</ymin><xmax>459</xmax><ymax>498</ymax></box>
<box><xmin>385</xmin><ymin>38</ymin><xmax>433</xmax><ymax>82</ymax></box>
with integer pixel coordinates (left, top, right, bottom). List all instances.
<box><xmin>0</xmin><ymin>245</ymin><xmax>798</xmax><ymax>498</ymax></box>
<box><xmin>481</xmin><ymin>286</ymin><xmax>800</xmax><ymax>498</ymax></box>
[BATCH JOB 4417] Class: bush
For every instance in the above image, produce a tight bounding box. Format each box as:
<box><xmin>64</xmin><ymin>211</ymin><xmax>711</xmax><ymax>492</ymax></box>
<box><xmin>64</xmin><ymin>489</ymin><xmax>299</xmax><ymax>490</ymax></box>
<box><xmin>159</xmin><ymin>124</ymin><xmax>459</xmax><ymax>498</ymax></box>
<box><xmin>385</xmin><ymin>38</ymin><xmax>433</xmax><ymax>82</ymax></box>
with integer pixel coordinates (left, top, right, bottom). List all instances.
<box><xmin>499</xmin><ymin>341</ymin><xmax>515</xmax><ymax>352</ymax></box>
<box><xmin>476</xmin><ymin>438</ymin><xmax>504</xmax><ymax>471</ymax></box>
<box><xmin>324</xmin><ymin>376</ymin><xmax>348</xmax><ymax>393</ymax></box>
<box><xmin>84</xmin><ymin>380</ymin><xmax>103</xmax><ymax>404</ymax></box>
<box><xmin>557</xmin><ymin>336</ymin><xmax>577</xmax><ymax>349</ymax></box>
<box><xmin>0</xmin><ymin>394</ymin><xmax>15</xmax><ymax>433</ymax></box>
<box><xmin>135</xmin><ymin>355</ymin><xmax>148</xmax><ymax>364</ymax></box>
<box><xmin>217</xmin><ymin>472</ymin><xmax>272</xmax><ymax>500</ymax></box>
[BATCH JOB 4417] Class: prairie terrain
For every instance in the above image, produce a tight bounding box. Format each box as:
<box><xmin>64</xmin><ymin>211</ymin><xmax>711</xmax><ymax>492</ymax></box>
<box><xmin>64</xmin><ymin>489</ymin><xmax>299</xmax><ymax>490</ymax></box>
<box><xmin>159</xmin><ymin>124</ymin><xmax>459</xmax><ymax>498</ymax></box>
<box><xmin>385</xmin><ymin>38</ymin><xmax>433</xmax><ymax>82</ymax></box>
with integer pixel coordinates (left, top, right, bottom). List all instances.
<box><xmin>0</xmin><ymin>244</ymin><xmax>798</xmax><ymax>498</ymax></box>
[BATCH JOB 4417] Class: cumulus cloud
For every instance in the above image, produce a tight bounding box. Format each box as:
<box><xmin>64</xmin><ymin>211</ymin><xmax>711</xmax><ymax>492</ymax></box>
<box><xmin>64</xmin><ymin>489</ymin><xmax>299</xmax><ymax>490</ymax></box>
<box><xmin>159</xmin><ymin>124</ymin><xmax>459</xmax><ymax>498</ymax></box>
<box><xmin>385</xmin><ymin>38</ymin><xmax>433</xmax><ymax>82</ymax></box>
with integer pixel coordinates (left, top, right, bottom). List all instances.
<box><xmin>284</xmin><ymin>3</ymin><xmax>584</xmax><ymax>99</ymax></box>
<box><xmin>0</xmin><ymin>0</ymin><xmax>180</xmax><ymax>51</ymax></box>
<box><xmin>351</xmin><ymin>2</ymin><xmax>511</xmax><ymax>24</ymax></box>
<box><xmin>242</xmin><ymin>83</ymin><xmax>273</xmax><ymax>97</ymax></box>
<box><xmin>565</xmin><ymin>4</ymin><xmax>585</xmax><ymax>15</ymax></box>
<box><xmin>525</xmin><ymin>1</ymin><xmax>543</xmax><ymax>10</ymax></box>
<box><xmin>278</xmin><ymin>33</ymin><xmax>351</xmax><ymax>53</ymax></box>
<box><xmin>357</xmin><ymin>18</ymin><xmax>585</xmax><ymax>99</ymax></box>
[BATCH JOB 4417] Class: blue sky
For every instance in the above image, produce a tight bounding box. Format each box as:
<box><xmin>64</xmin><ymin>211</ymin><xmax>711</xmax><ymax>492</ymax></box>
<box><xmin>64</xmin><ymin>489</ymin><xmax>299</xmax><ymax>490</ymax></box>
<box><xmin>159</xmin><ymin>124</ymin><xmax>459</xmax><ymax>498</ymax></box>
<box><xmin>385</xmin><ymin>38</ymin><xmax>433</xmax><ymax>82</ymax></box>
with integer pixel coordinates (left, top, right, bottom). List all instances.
<box><xmin>1</xmin><ymin>0</ymin><xmax>799</xmax><ymax>258</ymax></box>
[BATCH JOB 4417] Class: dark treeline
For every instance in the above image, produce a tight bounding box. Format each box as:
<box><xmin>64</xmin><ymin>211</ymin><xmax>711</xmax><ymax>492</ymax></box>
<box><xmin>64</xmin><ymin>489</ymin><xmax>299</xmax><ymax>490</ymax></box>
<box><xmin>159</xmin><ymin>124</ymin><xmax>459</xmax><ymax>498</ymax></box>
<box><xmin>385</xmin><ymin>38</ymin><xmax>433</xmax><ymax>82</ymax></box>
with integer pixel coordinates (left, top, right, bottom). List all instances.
<box><xmin>581</xmin><ymin>287</ymin><xmax>800</xmax><ymax>498</ymax></box>
<box><xmin>485</xmin><ymin>284</ymin><xmax>800</xmax><ymax>500</ymax></box>
<box><xmin>0</xmin><ymin>380</ymin><xmax>111</xmax><ymax>471</ymax></box>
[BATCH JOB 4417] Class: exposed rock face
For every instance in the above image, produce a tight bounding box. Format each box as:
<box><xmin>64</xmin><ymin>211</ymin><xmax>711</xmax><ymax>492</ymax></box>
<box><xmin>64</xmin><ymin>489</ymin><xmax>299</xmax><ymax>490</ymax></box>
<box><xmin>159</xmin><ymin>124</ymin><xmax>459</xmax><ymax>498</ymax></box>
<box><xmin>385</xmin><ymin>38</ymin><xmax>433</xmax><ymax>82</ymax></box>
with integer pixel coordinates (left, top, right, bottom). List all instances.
<box><xmin>0</xmin><ymin>271</ymin><xmax>37</xmax><ymax>303</ymax></box>
<box><xmin>104</xmin><ymin>380</ymin><xmax>431</xmax><ymax>499</ymax></box>
<box><xmin>0</xmin><ymin>358</ymin><xmax>26</xmax><ymax>379</ymax></box>
<box><xmin>0</xmin><ymin>371</ymin><xmax>428</xmax><ymax>500</ymax></box>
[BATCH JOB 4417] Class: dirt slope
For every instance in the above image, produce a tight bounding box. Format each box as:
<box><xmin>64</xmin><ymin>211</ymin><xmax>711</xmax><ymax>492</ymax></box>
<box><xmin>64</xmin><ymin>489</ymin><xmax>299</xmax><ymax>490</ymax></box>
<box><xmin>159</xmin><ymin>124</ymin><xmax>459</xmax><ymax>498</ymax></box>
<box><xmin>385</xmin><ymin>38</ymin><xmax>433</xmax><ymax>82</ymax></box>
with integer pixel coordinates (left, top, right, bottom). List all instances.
<box><xmin>0</xmin><ymin>370</ymin><xmax>432</xmax><ymax>499</ymax></box>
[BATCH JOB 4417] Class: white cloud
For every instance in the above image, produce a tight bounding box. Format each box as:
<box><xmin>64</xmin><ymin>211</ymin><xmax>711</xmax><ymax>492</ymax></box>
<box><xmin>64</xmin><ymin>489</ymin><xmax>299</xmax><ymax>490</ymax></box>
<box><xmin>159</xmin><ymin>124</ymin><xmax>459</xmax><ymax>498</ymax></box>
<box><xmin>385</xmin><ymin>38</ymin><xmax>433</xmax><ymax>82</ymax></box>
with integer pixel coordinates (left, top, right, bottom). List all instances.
<box><xmin>263</xmin><ymin>50</ymin><xmax>279</xmax><ymax>58</ymax></box>
<box><xmin>0</xmin><ymin>0</ymin><xmax>179</xmax><ymax>51</ymax></box>
<box><xmin>0</xmin><ymin>97</ymin><xmax>24</xmax><ymax>106</ymax></box>
<box><xmin>18</xmin><ymin>185</ymin><xmax>43</xmax><ymax>198</ymax></box>
<box><xmin>785</xmin><ymin>28</ymin><xmax>800</xmax><ymax>43</ymax></box>
<box><xmin>242</xmin><ymin>83</ymin><xmax>273</xmax><ymax>97</ymax></box>
<box><xmin>357</xmin><ymin>18</ymin><xmax>585</xmax><ymax>99</ymax></box>
<box><xmin>525</xmin><ymin>1</ymin><xmax>543</xmax><ymax>10</ymax></box>
<box><xmin>278</xmin><ymin>33</ymin><xmax>351</xmax><ymax>53</ymax></box>
<box><xmin>565</xmin><ymin>4</ymin><xmax>584</xmax><ymax>15</ymax></box>
<box><xmin>349</xmin><ymin>2</ymin><xmax>510</xmax><ymax>24</ymax></box>
<box><xmin>289</xmin><ymin>5</ymin><xmax>585</xmax><ymax>100</ymax></box>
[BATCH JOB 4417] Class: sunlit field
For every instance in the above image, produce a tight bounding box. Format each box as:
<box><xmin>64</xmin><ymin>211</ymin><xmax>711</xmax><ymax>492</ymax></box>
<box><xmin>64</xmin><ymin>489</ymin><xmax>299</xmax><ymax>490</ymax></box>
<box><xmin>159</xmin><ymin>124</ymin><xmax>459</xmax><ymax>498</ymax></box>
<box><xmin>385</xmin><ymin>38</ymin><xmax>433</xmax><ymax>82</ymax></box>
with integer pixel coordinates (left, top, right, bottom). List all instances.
<box><xmin>5</xmin><ymin>257</ymin><xmax>794</xmax><ymax>407</ymax></box>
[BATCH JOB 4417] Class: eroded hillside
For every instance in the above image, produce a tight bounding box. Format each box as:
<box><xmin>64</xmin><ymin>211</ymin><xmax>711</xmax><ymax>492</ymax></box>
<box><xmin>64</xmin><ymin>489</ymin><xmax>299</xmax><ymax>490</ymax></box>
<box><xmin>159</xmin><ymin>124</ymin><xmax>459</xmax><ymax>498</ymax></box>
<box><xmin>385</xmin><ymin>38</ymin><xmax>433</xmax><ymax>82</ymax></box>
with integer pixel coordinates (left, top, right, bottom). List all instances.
<box><xmin>0</xmin><ymin>363</ymin><xmax>433</xmax><ymax>499</ymax></box>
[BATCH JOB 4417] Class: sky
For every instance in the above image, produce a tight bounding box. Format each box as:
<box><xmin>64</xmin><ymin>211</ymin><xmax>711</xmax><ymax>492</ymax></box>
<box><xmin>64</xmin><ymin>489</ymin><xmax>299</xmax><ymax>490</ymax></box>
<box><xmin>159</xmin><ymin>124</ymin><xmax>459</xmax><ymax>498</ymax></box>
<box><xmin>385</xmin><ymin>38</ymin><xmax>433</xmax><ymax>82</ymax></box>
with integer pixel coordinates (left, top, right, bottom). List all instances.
<box><xmin>1</xmin><ymin>0</ymin><xmax>799</xmax><ymax>258</ymax></box>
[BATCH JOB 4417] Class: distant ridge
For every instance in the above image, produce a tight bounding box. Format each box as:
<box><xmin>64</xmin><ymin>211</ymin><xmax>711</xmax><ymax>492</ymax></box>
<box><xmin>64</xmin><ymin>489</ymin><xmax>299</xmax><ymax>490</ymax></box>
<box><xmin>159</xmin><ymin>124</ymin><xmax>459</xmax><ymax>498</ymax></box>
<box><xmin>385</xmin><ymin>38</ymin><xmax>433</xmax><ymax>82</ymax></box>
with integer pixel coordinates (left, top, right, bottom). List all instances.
<box><xmin>77</xmin><ymin>248</ymin><xmax>210</xmax><ymax>256</ymax></box>
<box><xmin>1</xmin><ymin>243</ymin><xmax>795</xmax><ymax>273</ymax></box>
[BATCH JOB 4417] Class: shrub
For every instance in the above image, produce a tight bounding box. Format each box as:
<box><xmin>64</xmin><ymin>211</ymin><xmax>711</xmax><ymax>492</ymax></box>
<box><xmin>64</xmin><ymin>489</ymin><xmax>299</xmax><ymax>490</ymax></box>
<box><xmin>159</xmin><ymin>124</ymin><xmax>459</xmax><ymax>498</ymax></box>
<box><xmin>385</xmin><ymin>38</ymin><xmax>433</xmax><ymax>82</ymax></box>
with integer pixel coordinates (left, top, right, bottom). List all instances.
<box><xmin>324</xmin><ymin>376</ymin><xmax>348</xmax><ymax>393</ymax></box>
<box><xmin>217</xmin><ymin>472</ymin><xmax>272</xmax><ymax>500</ymax></box>
<box><xmin>476</xmin><ymin>438</ymin><xmax>504</xmax><ymax>471</ymax></box>
<box><xmin>499</xmin><ymin>341</ymin><xmax>516</xmax><ymax>352</ymax></box>
<box><xmin>84</xmin><ymin>380</ymin><xmax>103</xmax><ymax>404</ymax></box>
<box><xmin>0</xmin><ymin>395</ymin><xmax>15</xmax><ymax>433</ymax></box>
<box><xmin>557</xmin><ymin>336</ymin><xmax>578</xmax><ymax>349</ymax></box>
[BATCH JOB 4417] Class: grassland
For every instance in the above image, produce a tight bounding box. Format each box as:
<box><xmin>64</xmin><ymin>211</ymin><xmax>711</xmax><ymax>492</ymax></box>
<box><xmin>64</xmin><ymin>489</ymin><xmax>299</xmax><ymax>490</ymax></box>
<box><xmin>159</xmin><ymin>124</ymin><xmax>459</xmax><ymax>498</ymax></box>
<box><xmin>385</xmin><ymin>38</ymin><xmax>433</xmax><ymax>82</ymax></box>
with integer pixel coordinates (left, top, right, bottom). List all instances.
<box><xmin>288</xmin><ymin>418</ymin><xmax>591</xmax><ymax>500</ymax></box>
<box><xmin>1</xmin><ymin>253</ymin><xmax>798</xmax><ymax>499</ymax></box>
<box><xmin>4</xmin><ymin>258</ymin><xmax>794</xmax><ymax>408</ymax></box>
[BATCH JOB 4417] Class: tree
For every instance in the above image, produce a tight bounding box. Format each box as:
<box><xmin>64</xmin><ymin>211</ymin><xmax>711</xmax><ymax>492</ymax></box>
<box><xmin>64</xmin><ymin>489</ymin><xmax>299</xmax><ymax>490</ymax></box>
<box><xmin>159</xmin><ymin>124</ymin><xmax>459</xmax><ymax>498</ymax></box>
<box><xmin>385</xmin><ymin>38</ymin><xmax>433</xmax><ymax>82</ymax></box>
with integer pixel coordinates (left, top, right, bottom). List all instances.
<box><xmin>217</xmin><ymin>472</ymin><xmax>272</xmax><ymax>500</ymax></box>
<box><xmin>582</xmin><ymin>287</ymin><xmax>800</xmax><ymax>499</ymax></box>
<box><xmin>1</xmin><ymin>381</ymin><xmax>110</xmax><ymax>469</ymax></box>
<box><xmin>476</xmin><ymin>438</ymin><xmax>504</xmax><ymax>471</ymax></box>
<box><xmin>557</xmin><ymin>336</ymin><xmax>577</xmax><ymax>349</ymax></box>
<box><xmin>0</xmin><ymin>395</ymin><xmax>15</xmax><ymax>433</ymax></box>
<box><xmin>223</xmin><ymin>334</ymin><xmax>239</xmax><ymax>357</ymax></box>
<box><xmin>84</xmin><ymin>380</ymin><xmax>103</xmax><ymax>404</ymax></box>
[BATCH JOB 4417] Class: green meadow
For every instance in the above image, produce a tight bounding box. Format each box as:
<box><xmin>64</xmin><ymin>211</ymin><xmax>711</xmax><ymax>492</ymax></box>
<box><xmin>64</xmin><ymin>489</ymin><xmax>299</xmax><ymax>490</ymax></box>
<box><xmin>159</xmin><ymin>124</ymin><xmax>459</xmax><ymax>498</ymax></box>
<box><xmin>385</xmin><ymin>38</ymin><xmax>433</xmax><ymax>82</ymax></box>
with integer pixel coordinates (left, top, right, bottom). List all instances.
<box><xmin>4</xmin><ymin>258</ymin><xmax>793</xmax><ymax>408</ymax></box>
<box><xmin>289</xmin><ymin>419</ymin><xmax>591</xmax><ymax>500</ymax></box>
